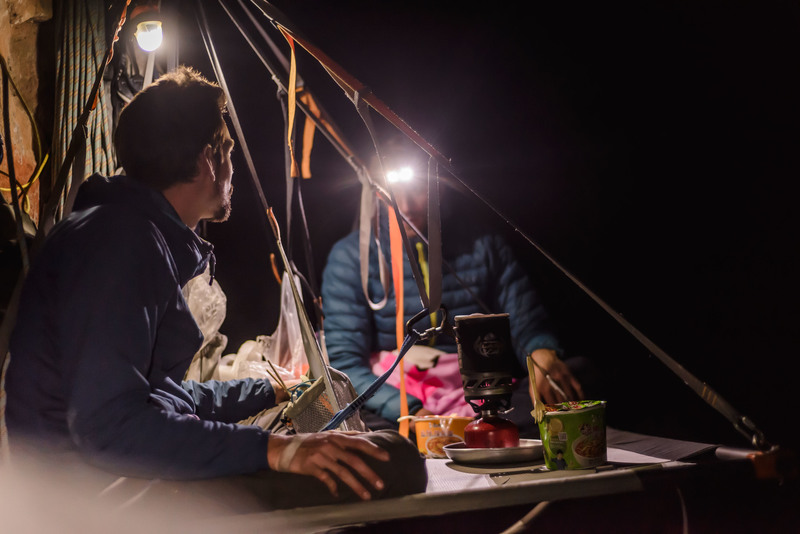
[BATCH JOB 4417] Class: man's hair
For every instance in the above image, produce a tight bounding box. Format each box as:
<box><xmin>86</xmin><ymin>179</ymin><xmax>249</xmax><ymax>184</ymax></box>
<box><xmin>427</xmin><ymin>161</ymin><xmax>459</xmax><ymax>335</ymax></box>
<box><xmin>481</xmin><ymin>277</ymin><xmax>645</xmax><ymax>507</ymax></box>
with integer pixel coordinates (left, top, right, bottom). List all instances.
<box><xmin>114</xmin><ymin>66</ymin><xmax>228</xmax><ymax>190</ymax></box>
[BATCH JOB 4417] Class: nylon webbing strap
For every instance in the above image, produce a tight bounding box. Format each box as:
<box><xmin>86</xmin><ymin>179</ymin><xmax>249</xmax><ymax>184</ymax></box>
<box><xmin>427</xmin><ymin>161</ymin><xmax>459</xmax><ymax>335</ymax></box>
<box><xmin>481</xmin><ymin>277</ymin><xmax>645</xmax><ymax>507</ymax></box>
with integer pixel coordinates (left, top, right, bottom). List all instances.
<box><xmin>299</xmin><ymin>91</ymin><xmax>316</xmax><ymax>179</ymax></box>
<box><xmin>426</xmin><ymin>158</ymin><xmax>442</xmax><ymax>315</ymax></box>
<box><xmin>280</xmin><ymin>28</ymin><xmax>301</xmax><ymax>179</ymax></box>
<box><xmin>224</xmin><ymin>0</ymin><xmax>347</xmax><ymax>182</ymax></box>
<box><xmin>359</xmin><ymin>183</ymin><xmax>390</xmax><ymax>310</ymax></box>
<box><xmin>389</xmin><ymin>208</ymin><xmax>410</xmax><ymax>437</ymax></box>
<box><xmin>279</xmin><ymin>95</ymin><xmax>294</xmax><ymax>255</ymax></box>
<box><xmin>416</xmin><ymin>242</ymin><xmax>437</xmax><ymax>347</ymax></box>
<box><xmin>279</xmin><ymin>31</ymin><xmax>318</xmax><ymax>296</ymax></box>
<box><xmin>230</xmin><ymin>0</ymin><xmax>352</xmax><ymax>159</ymax></box>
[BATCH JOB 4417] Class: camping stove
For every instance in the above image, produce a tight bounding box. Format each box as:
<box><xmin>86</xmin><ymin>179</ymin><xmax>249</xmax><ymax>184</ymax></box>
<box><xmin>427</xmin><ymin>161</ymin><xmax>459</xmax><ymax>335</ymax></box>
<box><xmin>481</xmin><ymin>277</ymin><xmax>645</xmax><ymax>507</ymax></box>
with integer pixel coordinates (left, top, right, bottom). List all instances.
<box><xmin>454</xmin><ymin>313</ymin><xmax>520</xmax><ymax>447</ymax></box>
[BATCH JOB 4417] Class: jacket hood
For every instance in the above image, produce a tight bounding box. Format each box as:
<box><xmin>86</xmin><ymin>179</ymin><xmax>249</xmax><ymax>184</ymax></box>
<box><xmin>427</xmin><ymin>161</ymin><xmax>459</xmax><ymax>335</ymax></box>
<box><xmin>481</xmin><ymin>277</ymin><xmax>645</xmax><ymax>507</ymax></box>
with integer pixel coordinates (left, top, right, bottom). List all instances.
<box><xmin>73</xmin><ymin>174</ymin><xmax>214</xmax><ymax>286</ymax></box>
<box><xmin>73</xmin><ymin>173</ymin><xmax>166</xmax><ymax>213</ymax></box>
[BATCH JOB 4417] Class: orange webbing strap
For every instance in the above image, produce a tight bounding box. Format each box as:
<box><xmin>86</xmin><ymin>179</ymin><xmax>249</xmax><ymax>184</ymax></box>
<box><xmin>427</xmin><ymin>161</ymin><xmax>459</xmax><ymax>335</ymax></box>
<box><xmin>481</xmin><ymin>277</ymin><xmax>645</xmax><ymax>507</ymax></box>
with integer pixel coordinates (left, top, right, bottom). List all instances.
<box><xmin>389</xmin><ymin>209</ymin><xmax>409</xmax><ymax>438</ymax></box>
<box><xmin>279</xmin><ymin>28</ymin><xmax>300</xmax><ymax>179</ymax></box>
<box><xmin>299</xmin><ymin>91</ymin><xmax>354</xmax><ymax>161</ymax></box>
<box><xmin>298</xmin><ymin>92</ymin><xmax>317</xmax><ymax>179</ymax></box>
<box><xmin>267</xmin><ymin>17</ymin><xmax>451</xmax><ymax>170</ymax></box>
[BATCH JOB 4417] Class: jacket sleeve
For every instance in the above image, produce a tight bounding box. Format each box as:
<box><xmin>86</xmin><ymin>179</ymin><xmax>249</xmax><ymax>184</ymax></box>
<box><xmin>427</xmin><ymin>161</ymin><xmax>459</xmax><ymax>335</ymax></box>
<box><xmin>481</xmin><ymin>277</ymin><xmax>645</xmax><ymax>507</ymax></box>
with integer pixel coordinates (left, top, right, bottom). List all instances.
<box><xmin>484</xmin><ymin>235</ymin><xmax>562</xmax><ymax>369</ymax></box>
<box><xmin>182</xmin><ymin>378</ymin><xmax>276</xmax><ymax>424</ymax></box>
<box><xmin>321</xmin><ymin>234</ymin><xmax>423</xmax><ymax>422</ymax></box>
<box><xmin>59</xmin><ymin>215</ymin><xmax>270</xmax><ymax>480</ymax></box>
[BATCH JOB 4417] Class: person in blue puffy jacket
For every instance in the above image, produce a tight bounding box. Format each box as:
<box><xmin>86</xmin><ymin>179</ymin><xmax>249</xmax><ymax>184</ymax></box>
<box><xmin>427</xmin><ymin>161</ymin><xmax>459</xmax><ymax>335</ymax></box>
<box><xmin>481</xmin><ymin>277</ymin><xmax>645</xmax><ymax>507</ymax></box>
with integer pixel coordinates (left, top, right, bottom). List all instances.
<box><xmin>4</xmin><ymin>67</ymin><xmax>425</xmax><ymax>510</ymax></box>
<box><xmin>321</xmin><ymin>143</ymin><xmax>586</xmax><ymax>434</ymax></box>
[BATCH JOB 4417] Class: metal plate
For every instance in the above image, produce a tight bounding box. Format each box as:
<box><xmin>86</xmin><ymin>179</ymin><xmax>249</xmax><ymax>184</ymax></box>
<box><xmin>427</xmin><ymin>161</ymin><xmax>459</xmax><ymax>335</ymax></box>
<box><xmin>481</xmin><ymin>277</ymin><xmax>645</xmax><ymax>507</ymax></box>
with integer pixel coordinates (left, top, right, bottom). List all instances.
<box><xmin>443</xmin><ymin>439</ymin><xmax>544</xmax><ymax>465</ymax></box>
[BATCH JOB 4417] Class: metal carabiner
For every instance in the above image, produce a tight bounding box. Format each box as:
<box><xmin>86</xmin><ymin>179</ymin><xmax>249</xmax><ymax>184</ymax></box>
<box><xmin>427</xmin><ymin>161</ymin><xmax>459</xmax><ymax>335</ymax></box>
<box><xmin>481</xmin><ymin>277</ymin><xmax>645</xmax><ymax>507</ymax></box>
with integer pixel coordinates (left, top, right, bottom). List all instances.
<box><xmin>406</xmin><ymin>305</ymin><xmax>451</xmax><ymax>342</ymax></box>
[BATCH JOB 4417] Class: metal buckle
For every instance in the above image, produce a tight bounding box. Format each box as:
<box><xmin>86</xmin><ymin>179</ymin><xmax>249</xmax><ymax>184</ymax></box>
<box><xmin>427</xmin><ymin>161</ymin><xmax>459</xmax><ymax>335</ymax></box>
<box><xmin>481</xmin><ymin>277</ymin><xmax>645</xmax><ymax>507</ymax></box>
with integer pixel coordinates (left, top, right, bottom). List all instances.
<box><xmin>406</xmin><ymin>305</ymin><xmax>451</xmax><ymax>342</ymax></box>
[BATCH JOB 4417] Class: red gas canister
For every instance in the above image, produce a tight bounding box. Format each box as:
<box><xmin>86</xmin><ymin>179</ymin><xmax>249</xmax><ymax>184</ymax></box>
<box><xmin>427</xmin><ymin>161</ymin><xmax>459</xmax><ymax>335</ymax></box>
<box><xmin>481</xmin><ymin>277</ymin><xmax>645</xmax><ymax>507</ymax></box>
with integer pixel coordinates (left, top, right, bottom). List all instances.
<box><xmin>464</xmin><ymin>411</ymin><xmax>520</xmax><ymax>448</ymax></box>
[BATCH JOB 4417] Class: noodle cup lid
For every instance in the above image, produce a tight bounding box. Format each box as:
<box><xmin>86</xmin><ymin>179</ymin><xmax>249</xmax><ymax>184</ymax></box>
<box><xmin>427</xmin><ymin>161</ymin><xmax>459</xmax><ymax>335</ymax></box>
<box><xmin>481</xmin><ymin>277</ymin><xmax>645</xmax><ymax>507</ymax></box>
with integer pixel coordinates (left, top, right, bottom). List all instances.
<box><xmin>418</xmin><ymin>414</ymin><xmax>473</xmax><ymax>421</ymax></box>
<box><xmin>543</xmin><ymin>400</ymin><xmax>606</xmax><ymax>414</ymax></box>
<box><xmin>415</xmin><ymin>415</ymin><xmax>474</xmax><ymax>431</ymax></box>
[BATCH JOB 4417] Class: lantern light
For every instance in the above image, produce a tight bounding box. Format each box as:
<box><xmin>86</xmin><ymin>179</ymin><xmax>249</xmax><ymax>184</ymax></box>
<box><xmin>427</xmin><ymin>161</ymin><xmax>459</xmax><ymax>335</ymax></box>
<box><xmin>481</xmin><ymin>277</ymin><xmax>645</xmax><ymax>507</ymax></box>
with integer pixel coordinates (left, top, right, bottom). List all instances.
<box><xmin>135</xmin><ymin>20</ymin><xmax>163</xmax><ymax>52</ymax></box>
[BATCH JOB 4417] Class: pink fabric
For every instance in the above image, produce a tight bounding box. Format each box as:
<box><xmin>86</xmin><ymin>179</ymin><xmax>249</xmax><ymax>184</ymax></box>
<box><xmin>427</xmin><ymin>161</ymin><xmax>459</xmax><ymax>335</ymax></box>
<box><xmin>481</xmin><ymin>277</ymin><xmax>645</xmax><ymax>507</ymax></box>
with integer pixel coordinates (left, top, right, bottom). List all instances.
<box><xmin>370</xmin><ymin>351</ymin><xmax>475</xmax><ymax>417</ymax></box>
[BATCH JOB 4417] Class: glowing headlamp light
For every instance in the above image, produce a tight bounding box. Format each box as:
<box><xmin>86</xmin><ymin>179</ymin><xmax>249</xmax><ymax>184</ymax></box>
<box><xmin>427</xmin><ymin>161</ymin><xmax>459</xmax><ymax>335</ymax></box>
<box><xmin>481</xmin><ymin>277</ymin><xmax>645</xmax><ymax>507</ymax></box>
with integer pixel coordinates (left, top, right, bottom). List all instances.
<box><xmin>386</xmin><ymin>166</ymin><xmax>414</xmax><ymax>184</ymax></box>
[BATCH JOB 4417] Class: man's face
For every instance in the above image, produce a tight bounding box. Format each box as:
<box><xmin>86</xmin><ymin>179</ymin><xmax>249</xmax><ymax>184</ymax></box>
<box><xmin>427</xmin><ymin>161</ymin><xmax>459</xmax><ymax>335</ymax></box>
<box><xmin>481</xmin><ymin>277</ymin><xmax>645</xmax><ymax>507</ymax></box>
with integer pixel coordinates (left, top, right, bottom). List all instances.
<box><xmin>209</xmin><ymin>135</ymin><xmax>235</xmax><ymax>222</ymax></box>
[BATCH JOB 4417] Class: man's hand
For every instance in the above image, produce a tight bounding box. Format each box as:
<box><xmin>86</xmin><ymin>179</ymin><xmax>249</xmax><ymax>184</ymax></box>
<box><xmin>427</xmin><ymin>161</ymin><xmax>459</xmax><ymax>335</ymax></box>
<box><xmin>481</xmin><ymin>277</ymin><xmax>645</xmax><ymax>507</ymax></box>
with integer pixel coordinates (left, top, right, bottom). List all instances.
<box><xmin>269</xmin><ymin>376</ymin><xmax>302</xmax><ymax>403</ymax></box>
<box><xmin>528</xmin><ymin>349</ymin><xmax>584</xmax><ymax>404</ymax></box>
<box><xmin>274</xmin><ymin>387</ymin><xmax>290</xmax><ymax>403</ymax></box>
<box><xmin>267</xmin><ymin>432</ymin><xmax>390</xmax><ymax>500</ymax></box>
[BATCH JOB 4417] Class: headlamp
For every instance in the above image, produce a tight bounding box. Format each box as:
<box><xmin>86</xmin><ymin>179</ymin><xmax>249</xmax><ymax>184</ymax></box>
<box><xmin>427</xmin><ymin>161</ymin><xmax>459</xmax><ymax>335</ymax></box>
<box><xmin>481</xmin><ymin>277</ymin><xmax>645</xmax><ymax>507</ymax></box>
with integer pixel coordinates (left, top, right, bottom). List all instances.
<box><xmin>386</xmin><ymin>166</ymin><xmax>414</xmax><ymax>184</ymax></box>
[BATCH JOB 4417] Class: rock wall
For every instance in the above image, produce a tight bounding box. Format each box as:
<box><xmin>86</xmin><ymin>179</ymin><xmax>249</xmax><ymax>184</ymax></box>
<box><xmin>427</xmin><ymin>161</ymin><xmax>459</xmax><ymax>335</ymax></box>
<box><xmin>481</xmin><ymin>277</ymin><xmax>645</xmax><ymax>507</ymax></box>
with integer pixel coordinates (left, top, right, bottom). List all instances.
<box><xmin>1</xmin><ymin>0</ymin><xmax>52</xmax><ymax>228</ymax></box>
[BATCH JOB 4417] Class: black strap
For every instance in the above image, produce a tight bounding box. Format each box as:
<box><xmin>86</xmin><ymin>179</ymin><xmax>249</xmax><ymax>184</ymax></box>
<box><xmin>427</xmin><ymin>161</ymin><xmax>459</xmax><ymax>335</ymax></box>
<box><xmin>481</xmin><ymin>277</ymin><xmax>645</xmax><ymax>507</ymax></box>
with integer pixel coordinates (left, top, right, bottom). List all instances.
<box><xmin>425</xmin><ymin>157</ymin><xmax>442</xmax><ymax>315</ymax></box>
<box><xmin>293</xmin><ymin>179</ymin><xmax>320</xmax><ymax>301</ymax></box>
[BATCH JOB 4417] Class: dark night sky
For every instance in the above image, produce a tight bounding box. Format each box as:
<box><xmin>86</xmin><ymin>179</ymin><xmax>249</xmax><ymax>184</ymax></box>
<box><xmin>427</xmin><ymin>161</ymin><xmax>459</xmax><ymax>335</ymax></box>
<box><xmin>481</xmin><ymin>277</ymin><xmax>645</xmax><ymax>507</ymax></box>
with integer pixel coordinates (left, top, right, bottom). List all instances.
<box><xmin>174</xmin><ymin>1</ymin><xmax>800</xmax><ymax>449</ymax></box>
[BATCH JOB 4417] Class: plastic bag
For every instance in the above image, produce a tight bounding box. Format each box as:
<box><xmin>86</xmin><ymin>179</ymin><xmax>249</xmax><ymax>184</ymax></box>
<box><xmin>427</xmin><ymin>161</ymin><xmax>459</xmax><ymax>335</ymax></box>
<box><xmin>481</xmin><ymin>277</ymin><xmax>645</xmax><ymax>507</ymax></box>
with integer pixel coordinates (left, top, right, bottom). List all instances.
<box><xmin>182</xmin><ymin>266</ymin><xmax>227</xmax><ymax>352</ymax></box>
<box><xmin>184</xmin><ymin>269</ymin><xmax>366</xmax><ymax>432</ymax></box>
<box><xmin>183</xmin><ymin>267</ymin><xmax>228</xmax><ymax>382</ymax></box>
<box><xmin>213</xmin><ymin>271</ymin><xmax>307</xmax><ymax>383</ymax></box>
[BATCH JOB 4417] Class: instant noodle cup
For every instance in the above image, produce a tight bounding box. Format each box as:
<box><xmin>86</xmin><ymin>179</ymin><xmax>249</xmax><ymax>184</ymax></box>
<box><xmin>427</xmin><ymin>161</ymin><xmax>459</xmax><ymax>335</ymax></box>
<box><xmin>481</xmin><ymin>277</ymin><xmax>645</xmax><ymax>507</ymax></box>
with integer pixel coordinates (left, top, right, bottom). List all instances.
<box><xmin>412</xmin><ymin>415</ymin><xmax>473</xmax><ymax>458</ymax></box>
<box><xmin>538</xmin><ymin>400</ymin><xmax>607</xmax><ymax>470</ymax></box>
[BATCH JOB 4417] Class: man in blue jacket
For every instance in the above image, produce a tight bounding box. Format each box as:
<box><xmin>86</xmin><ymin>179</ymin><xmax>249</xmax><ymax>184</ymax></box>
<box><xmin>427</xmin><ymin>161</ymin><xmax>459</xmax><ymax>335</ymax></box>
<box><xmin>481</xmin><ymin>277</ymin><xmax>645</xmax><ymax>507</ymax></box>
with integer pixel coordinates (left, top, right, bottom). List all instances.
<box><xmin>4</xmin><ymin>67</ymin><xmax>425</xmax><ymax>511</ymax></box>
<box><xmin>321</xmin><ymin>146</ymin><xmax>586</xmax><ymax>434</ymax></box>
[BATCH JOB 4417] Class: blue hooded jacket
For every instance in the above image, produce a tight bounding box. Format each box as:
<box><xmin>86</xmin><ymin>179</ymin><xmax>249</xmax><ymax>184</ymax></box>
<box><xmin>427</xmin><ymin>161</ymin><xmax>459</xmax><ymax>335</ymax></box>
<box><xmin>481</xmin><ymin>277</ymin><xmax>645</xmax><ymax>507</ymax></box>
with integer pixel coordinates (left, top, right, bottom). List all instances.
<box><xmin>5</xmin><ymin>175</ymin><xmax>273</xmax><ymax>479</ymax></box>
<box><xmin>321</xmin><ymin>222</ymin><xmax>561</xmax><ymax>423</ymax></box>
